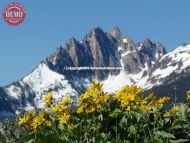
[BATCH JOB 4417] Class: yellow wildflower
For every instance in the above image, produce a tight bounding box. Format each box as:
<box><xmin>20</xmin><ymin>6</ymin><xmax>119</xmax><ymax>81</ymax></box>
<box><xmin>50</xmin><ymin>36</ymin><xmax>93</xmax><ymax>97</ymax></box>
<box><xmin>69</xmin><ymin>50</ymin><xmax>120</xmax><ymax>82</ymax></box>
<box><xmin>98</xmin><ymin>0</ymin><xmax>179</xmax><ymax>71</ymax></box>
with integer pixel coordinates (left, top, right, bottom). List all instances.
<box><xmin>166</xmin><ymin>105</ymin><xmax>180</xmax><ymax>116</ymax></box>
<box><xmin>58</xmin><ymin>113</ymin><xmax>70</xmax><ymax>124</ymax></box>
<box><xmin>30</xmin><ymin>121</ymin><xmax>38</xmax><ymax>131</ymax></box>
<box><xmin>30</xmin><ymin>111</ymin><xmax>46</xmax><ymax>131</ymax></box>
<box><xmin>127</xmin><ymin>106</ymin><xmax>131</xmax><ymax>111</ymax></box>
<box><xmin>67</xmin><ymin>124</ymin><xmax>75</xmax><ymax>130</ymax></box>
<box><xmin>38</xmin><ymin>111</ymin><xmax>45</xmax><ymax>118</ymax></box>
<box><xmin>145</xmin><ymin>92</ymin><xmax>156</xmax><ymax>100</ymax></box>
<box><xmin>86</xmin><ymin>107</ymin><xmax>96</xmax><ymax>113</ymax></box>
<box><xmin>121</xmin><ymin>101</ymin><xmax>129</xmax><ymax>109</ymax></box>
<box><xmin>51</xmin><ymin>105</ymin><xmax>60</xmax><ymax>113</ymax></box>
<box><xmin>44</xmin><ymin>91</ymin><xmax>53</xmax><ymax>107</ymax></box>
<box><xmin>18</xmin><ymin>114</ymin><xmax>31</xmax><ymax>126</ymax></box>
<box><xmin>157</xmin><ymin>96</ymin><xmax>170</xmax><ymax>104</ymax></box>
<box><xmin>114</xmin><ymin>85</ymin><xmax>142</xmax><ymax>110</ymax></box>
<box><xmin>187</xmin><ymin>90</ymin><xmax>190</xmax><ymax>100</ymax></box>
<box><xmin>60</xmin><ymin>96</ymin><xmax>70</xmax><ymax>106</ymax></box>
<box><xmin>77</xmin><ymin>81</ymin><xmax>110</xmax><ymax>114</ymax></box>
<box><xmin>140</xmin><ymin>105</ymin><xmax>152</xmax><ymax>111</ymax></box>
<box><xmin>18</xmin><ymin>112</ymin><xmax>35</xmax><ymax>126</ymax></box>
<box><xmin>77</xmin><ymin>106</ymin><xmax>84</xmax><ymax>114</ymax></box>
<box><xmin>171</xmin><ymin>106</ymin><xmax>179</xmax><ymax>113</ymax></box>
<box><xmin>45</xmin><ymin>121</ymin><xmax>52</xmax><ymax>127</ymax></box>
<box><xmin>170</xmin><ymin>106</ymin><xmax>179</xmax><ymax>114</ymax></box>
<box><xmin>141</xmin><ymin>100</ymin><xmax>147</xmax><ymax>105</ymax></box>
<box><xmin>100</xmin><ymin>92</ymin><xmax>110</xmax><ymax>103</ymax></box>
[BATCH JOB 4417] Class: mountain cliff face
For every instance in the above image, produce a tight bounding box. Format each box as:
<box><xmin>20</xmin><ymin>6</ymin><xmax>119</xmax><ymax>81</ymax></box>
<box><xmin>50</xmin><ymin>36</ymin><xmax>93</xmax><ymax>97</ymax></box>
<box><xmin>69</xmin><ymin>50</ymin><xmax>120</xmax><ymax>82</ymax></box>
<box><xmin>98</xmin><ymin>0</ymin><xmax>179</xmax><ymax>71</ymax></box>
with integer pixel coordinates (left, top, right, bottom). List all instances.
<box><xmin>46</xmin><ymin>27</ymin><xmax>121</xmax><ymax>81</ymax></box>
<box><xmin>1</xmin><ymin>27</ymin><xmax>190</xmax><ymax>115</ymax></box>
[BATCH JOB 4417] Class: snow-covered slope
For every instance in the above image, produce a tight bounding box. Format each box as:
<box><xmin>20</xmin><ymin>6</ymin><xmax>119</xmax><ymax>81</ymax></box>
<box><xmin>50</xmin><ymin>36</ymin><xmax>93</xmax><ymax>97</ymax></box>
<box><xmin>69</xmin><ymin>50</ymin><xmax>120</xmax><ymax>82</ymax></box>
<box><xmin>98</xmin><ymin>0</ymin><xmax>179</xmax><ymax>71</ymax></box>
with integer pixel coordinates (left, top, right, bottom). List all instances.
<box><xmin>160</xmin><ymin>45</ymin><xmax>190</xmax><ymax>69</ymax></box>
<box><xmin>22</xmin><ymin>63</ymin><xmax>78</xmax><ymax>106</ymax></box>
<box><xmin>145</xmin><ymin>45</ymin><xmax>190</xmax><ymax>87</ymax></box>
<box><xmin>103</xmin><ymin>44</ymin><xmax>190</xmax><ymax>92</ymax></box>
<box><xmin>4</xmin><ymin>63</ymin><xmax>78</xmax><ymax>112</ymax></box>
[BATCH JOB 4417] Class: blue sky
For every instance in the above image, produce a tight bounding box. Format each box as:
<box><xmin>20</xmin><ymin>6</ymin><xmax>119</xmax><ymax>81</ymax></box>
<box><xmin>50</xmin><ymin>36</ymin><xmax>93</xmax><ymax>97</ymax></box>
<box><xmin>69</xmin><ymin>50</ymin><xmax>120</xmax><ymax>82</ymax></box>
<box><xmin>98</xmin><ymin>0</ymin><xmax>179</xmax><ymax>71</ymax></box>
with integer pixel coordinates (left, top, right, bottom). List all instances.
<box><xmin>0</xmin><ymin>0</ymin><xmax>190</xmax><ymax>86</ymax></box>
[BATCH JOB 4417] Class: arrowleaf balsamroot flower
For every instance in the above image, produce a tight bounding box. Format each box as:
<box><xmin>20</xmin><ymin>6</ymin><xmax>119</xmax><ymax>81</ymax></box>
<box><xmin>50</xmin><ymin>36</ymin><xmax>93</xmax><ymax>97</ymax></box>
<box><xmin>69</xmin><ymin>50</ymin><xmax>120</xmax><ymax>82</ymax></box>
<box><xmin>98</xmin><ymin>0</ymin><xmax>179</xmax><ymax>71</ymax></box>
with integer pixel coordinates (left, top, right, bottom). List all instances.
<box><xmin>51</xmin><ymin>104</ymin><xmax>60</xmax><ymax>113</ymax></box>
<box><xmin>77</xmin><ymin>81</ymin><xmax>110</xmax><ymax>114</ymax></box>
<box><xmin>30</xmin><ymin>111</ymin><xmax>46</xmax><ymax>131</ymax></box>
<box><xmin>16</xmin><ymin>83</ymin><xmax>190</xmax><ymax>143</ymax></box>
<box><xmin>60</xmin><ymin>96</ymin><xmax>69</xmax><ymax>107</ymax></box>
<box><xmin>51</xmin><ymin>96</ymin><xmax>70</xmax><ymax>115</ymax></box>
<box><xmin>114</xmin><ymin>85</ymin><xmax>142</xmax><ymax>110</ymax></box>
<box><xmin>67</xmin><ymin>123</ymin><xmax>75</xmax><ymax>130</ymax></box>
<box><xmin>166</xmin><ymin>105</ymin><xmax>180</xmax><ymax>116</ymax></box>
<box><xmin>44</xmin><ymin>91</ymin><xmax>53</xmax><ymax>107</ymax></box>
<box><xmin>58</xmin><ymin>113</ymin><xmax>70</xmax><ymax>124</ymax></box>
<box><xmin>45</xmin><ymin>120</ymin><xmax>52</xmax><ymax>127</ymax></box>
<box><xmin>48</xmin><ymin>96</ymin><xmax>71</xmax><ymax>124</ymax></box>
<box><xmin>114</xmin><ymin>85</ymin><xmax>170</xmax><ymax>111</ymax></box>
<box><xmin>187</xmin><ymin>90</ymin><xmax>190</xmax><ymax>100</ymax></box>
<box><xmin>157</xmin><ymin>96</ymin><xmax>170</xmax><ymax>104</ymax></box>
<box><xmin>18</xmin><ymin>113</ymin><xmax>32</xmax><ymax>126</ymax></box>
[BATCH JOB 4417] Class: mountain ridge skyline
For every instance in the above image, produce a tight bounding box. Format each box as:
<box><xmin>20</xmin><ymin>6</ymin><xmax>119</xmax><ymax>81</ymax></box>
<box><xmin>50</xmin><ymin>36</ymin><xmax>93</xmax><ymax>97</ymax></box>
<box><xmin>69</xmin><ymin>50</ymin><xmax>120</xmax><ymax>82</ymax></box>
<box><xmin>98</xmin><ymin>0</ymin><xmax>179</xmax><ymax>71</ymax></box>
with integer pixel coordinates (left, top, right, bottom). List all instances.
<box><xmin>1</xmin><ymin>0</ymin><xmax>190</xmax><ymax>85</ymax></box>
<box><xmin>1</xmin><ymin>20</ymin><xmax>190</xmax><ymax>86</ymax></box>
<box><xmin>2</xmin><ymin>26</ymin><xmax>169</xmax><ymax>86</ymax></box>
<box><xmin>1</xmin><ymin>26</ymin><xmax>190</xmax><ymax>116</ymax></box>
<box><xmin>1</xmin><ymin>26</ymin><xmax>188</xmax><ymax>87</ymax></box>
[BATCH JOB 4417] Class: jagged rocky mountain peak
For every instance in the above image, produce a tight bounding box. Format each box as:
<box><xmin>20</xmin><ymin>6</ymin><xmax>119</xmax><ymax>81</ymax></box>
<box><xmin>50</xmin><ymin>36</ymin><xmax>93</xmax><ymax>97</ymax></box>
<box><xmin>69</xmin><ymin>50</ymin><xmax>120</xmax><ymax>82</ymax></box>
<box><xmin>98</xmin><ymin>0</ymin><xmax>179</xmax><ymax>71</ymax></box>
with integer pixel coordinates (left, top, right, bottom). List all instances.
<box><xmin>67</xmin><ymin>37</ymin><xmax>78</xmax><ymax>45</ymax></box>
<box><xmin>46</xmin><ymin>27</ymin><xmax>168</xmax><ymax>77</ymax></box>
<box><xmin>143</xmin><ymin>38</ymin><xmax>153</xmax><ymax>47</ymax></box>
<box><xmin>88</xmin><ymin>26</ymin><xmax>105</xmax><ymax>37</ymax></box>
<box><xmin>110</xmin><ymin>26</ymin><xmax>121</xmax><ymax>39</ymax></box>
<box><xmin>1</xmin><ymin>26</ymin><xmax>190</xmax><ymax>116</ymax></box>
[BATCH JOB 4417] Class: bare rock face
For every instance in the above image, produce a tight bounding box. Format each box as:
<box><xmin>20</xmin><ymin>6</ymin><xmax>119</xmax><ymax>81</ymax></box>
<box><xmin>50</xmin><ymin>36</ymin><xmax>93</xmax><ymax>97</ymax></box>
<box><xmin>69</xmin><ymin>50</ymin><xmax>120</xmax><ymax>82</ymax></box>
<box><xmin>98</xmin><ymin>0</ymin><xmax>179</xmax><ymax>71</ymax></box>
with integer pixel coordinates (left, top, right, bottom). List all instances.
<box><xmin>110</xmin><ymin>26</ymin><xmax>121</xmax><ymax>40</ymax></box>
<box><xmin>118</xmin><ymin>36</ymin><xmax>143</xmax><ymax>73</ymax></box>
<box><xmin>46</xmin><ymin>27</ymin><xmax>121</xmax><ymax>80</ymax></box>
<box><xmin>140</xmin><ymin>39</ymin><xmax>166</xmax><ymax>61</ymax></box>
<box><xmin>87</xmin><ymin>27</ymin><xmax>121</xmax><ymax>79</ymax></box>
<box><xmin>118</xmin><ymin>36</ymin><xmax>167</xmax><ymax>74</ymax></box>
<box><xmin>46</xmin><ymin>27</ymin><xmax>167</xmax><ymax>79</ymax></box>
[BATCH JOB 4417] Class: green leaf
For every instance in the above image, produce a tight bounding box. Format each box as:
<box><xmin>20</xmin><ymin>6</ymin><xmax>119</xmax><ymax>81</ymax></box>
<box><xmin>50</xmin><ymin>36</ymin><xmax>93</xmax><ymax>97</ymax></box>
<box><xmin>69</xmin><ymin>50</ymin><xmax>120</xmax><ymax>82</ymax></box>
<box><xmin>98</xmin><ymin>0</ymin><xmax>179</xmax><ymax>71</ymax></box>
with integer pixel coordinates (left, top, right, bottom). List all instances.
<box><xmin>134</xmin><ymin>112</ymin><xmax>142</xmax><ymax>122</ymax></box>
<box><xmin>170</xmin><ymin>139</ymin><xmax>189</xmax><ymax>143</ymax></box>
<box><xmin>109</xmin><ymin>108</ymin><xmax>122</xmax><ymax>118</ymax></box>
<box><xmin>98</xmin><ymin>114</ymin><xmax>103</xmax><ymax>121</ymax></box>
<box><xmin>119</xmin><ymin>116</ymin><xmax>127</xmax><ymax>127</ymax></box>
<box><xmin>164</xmin><ymin>117</ymin><xmax>170</xmax><ymax>123</ymax></box>
<box><xmin>18</xmin><ymin>132</ymin><xmax>36</xmax><ymax>142</ymax></box>
<box><xmin>155</xmin><ymin>131</ymin><xmax>175</xmax><ymax>139</ymax></box>
<box><xmin>58</xmin><ymin>123</ymin><xmax>65</xmax><ymax>131</ymax></box>
<box><xmin>179</xmin><ymin>104</ymin><xmax>186</xmax><ymax>118</ymax></box>
<box><xmin>128</xmin><ymin>125</ymin><xmax>136</xmax><ymax>135</ymax></box>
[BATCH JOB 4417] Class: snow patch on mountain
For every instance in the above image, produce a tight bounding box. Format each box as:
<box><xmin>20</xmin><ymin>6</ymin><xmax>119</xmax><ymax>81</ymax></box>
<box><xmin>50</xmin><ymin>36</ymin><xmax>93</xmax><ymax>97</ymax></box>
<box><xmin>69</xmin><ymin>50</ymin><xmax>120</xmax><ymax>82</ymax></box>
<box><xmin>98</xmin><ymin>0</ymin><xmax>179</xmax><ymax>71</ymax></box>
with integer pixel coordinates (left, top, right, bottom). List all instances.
<box><xmin>5</xmin><ymin>86</ymin><xmax>22</xmax><ymax>99</ymax></box>
<box><xmin>160</xmin><ymin>45</ymin><xmax>190</xmax><ymax>63</ymax></box>
<box><xmin>152</xmin><ymin>65</ymin><xmax>178</xmax><ymax>79</ymax></box>
<box><xmin>103</xmin><ymin>44</ymin><xmax>190</xmax><ymax>92</ymax></box>
<box><xmin>123</xmin><ymin>38</ymin><xmax>128</xmax><ymax>43</ymax></box>
<box><xmin>158</xmin><ymin>45</ymin><xmax>190</xmax><ymax>72</ymax></box>
<box><xmin>146</xmin><ymin>44</ymin><xmax>190</xmax><ymax>88</ymax></box>
<box><xmin>102</xmin><ymin>71</ymin><xmax>133</xmax><ymax>92</ymax></box>
<box><xmin>5</xmin><ymin>63</ymin><xmax>78</xmax><ymax>109</ymax></box>
<box><xmin>103</xmin><ymin>70</ymin><xmax>147</xmax><ymax>93</ymax></box>
<box><xmin>23</xmin><ymin>63</ymin><xmax>65</xmax><ymax>93</ymax></box>
<box><xmin>22</xmin><ymin>63</ymin><xmax>78</xmax><ymax>107</ymax></box>
<box><xmin>121</xmin><ymin>51</ymin><xmax>136</xmax><ymax>57</ymax></box>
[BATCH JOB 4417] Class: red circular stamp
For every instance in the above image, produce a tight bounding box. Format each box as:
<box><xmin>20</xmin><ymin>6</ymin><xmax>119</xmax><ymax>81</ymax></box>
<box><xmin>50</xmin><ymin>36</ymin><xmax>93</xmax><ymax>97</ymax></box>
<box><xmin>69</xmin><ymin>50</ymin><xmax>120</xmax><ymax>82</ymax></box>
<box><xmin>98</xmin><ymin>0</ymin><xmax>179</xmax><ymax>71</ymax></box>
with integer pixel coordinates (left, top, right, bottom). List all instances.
<box><xmin>2</xmin><ymin>2</ymin><xmax>26</xmax><ymax>26</ymax></box>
